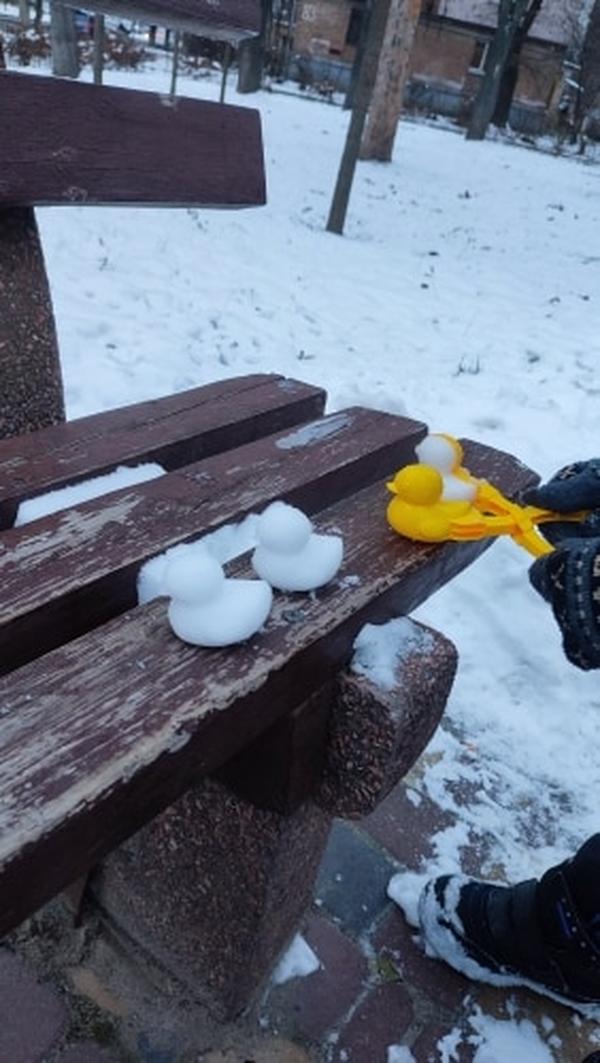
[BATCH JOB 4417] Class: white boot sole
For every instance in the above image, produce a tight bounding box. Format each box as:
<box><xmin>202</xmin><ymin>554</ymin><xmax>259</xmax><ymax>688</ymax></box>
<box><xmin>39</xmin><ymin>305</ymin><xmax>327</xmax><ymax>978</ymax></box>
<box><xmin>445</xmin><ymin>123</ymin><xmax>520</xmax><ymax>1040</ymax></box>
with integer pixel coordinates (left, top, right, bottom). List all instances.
<box><xmin>418</xmin><ymin>879</ymin><xmax>600</xmax><ymax>1022</ymax></box>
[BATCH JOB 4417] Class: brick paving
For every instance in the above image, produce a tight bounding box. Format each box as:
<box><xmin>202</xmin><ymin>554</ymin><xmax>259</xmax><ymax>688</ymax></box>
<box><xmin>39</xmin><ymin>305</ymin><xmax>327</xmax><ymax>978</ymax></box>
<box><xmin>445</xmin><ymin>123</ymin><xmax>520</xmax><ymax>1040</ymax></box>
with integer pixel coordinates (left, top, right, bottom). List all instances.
<box><xmin>4</xmin><ymin>776</ymin><xmax>600</xmax><ymax>1062</ymax></box>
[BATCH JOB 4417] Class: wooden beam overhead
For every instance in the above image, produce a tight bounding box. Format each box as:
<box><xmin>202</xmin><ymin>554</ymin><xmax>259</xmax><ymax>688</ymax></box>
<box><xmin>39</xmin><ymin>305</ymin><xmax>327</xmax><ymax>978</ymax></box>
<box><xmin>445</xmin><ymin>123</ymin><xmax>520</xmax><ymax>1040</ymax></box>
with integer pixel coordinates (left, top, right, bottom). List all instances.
<box><xmin>62</xmin><ymin>0</ymin><xmax>261</xmax><ymax>42</ymax></box>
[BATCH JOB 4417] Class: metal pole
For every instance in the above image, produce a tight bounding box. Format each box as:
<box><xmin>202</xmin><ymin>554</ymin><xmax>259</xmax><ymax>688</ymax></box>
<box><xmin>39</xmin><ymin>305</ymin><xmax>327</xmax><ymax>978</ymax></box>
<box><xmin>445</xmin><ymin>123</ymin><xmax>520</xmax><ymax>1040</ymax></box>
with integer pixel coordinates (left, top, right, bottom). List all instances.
<box><xmin>170</xmin><ymin>30</ymin><xmax>181</xmax><ymax>97</ymax></box>
<box><xmin>326</xmin><ymin>0</ymin><xmax>392</xmax><ymax>235</ymax></box>
<box><xmin>219</xmin><ymin>42</ymin><xmax>232</xmax><ymax>103</ymax></box>
<box><xmin>93</xmin><ymin>13</ymin><xmax>105</xmax><ymax>86</ymax></box>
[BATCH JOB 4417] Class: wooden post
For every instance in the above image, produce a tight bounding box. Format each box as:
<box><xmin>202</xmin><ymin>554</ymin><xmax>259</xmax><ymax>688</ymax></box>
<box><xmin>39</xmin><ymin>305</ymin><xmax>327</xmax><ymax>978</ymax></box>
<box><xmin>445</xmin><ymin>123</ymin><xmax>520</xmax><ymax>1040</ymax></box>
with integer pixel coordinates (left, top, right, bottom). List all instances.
<box><xmin>326</xmin><ymin>0</ymin><xmax>392</xmax><ymax>235</ymax></box>
<box><xmin>359</xmin><ymin>0</ymin><xmax>422</xmax><ymax>161</ymax></box>
<box><xmin>93</xmin><ymin>13</ymin><xmax>105</xmax><ymax>85</ymax></box>
<box><xmin>170</xmin><ymin>29</ymin><xmax>181</xmax><ymax>96</ymax></box>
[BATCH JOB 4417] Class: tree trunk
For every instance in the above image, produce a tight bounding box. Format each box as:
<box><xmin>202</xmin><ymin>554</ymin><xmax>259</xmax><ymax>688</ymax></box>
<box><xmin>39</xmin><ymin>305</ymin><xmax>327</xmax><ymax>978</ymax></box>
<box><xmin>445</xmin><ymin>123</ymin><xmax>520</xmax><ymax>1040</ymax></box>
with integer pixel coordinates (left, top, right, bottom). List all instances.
<box><xmin>466</xmin><ymin>6</ymin><xmax>519</xmax><ymax>140</ymax></box>
<box><xmin>491</xmin><ymin>0</ymin><xmax>543</xmax><ymax>128</ymax></box>
<box><xmin>575</xmin><ymin>0</ymin><xmax>600</xmax><ymax>140</ymax></box>
<box><xmin>34</xmin><ymin>0</ymin><xmax>43</xmax><ymax>30</ymax></box>
<box><xmin>492</xmin><ymin>57</ymin><xmax>519</xmax><ymax>126</ymax></box>
<box><xmin>51</xmin><ymin>1</ymin><xmax>79</xmax><ymax>79</ymax></box>
<box><xmin>360</xmin><ymin>0</ymin><xmax>422</xmax><ymax>160</ymax></box>
<box><xmin>326</xmin><ymin>0</ymin><xmax>393</xmax><ymax>235</ymax></box>
<box><xmin>18</xmin><ymin>0</ymin><xmax>29</xmax><ymax>27</ymax></box>
<box><xmin>466</xmin><ymin>0</ymin><xmax>544</xmax><ymax>140</ymax></box>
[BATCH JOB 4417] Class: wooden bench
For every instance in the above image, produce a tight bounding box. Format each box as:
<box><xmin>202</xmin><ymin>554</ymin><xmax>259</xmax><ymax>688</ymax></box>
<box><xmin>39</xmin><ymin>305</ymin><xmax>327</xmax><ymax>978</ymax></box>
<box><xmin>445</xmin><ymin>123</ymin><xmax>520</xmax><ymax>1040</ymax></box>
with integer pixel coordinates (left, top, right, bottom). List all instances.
<box><xmin>0</xmin><ymin>33</ymin><xmax>536</xmax><ymax>1020</ymax></box>
<box><xmin>0</xmin><ymin>374</ymin><xmax>535</xmax><ymax>1016</ymax></box>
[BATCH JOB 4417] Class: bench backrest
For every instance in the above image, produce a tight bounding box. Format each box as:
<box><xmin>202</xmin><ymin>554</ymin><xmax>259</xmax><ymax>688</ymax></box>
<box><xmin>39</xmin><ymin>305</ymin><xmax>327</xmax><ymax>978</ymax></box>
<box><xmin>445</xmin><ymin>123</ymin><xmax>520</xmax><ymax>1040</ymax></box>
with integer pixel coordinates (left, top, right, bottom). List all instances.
<box><xmin>0</xmin><ymin>41</ymin><xmax>265</xmax><ymax>436</ymax></box>
<box><xmin>1</xmin><ymin>70</ymin><xmax>265</xmax><ymax>209</ymax></box>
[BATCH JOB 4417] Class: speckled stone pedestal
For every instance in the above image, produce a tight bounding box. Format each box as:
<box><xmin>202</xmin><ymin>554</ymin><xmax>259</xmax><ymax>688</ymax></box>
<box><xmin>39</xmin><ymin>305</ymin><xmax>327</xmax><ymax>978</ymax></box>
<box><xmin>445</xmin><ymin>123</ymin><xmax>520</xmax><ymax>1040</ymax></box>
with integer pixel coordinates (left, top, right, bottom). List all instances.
<box><xmin>318</xmin><ymin>620</ymin><xmax>458</xmax><ymax>818</ymax></box>
<box><xmin>90</xmin><ymin>620</ymin><xmax>457</xmax><ymax>1025</ymax></box>
<box><xmin>0</xmin><ymin>207</ymin><xmax>65</xmax><ymax>437</ymax></box>
<box><xmin>91</xmin><ymin>777</ymin><xmax>331</xmax><ymax>1020</ymax></box>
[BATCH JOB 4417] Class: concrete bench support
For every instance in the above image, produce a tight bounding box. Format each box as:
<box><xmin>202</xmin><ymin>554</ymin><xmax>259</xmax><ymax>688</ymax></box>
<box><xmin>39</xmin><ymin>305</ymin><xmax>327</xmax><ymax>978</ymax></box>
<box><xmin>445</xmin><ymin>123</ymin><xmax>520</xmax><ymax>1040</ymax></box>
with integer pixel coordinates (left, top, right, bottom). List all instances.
<box><xmin>318</xmin><ymin>620</ymin><xmax>458</xmax><ymax>818</ymax></box>
<box><xmin>0</xmin><ymin>208</ymin><xmax>64</xmax><ymax>438</ymax></box>
<box><xmin>90</xmin><ymin>620</ymin><xmax>457</xmax><ymax>1019</ymax></box>
<box><xmin>91</xmin><ymin>779</ymin><xmax>331</xmax><ymax>1019</ymax></box>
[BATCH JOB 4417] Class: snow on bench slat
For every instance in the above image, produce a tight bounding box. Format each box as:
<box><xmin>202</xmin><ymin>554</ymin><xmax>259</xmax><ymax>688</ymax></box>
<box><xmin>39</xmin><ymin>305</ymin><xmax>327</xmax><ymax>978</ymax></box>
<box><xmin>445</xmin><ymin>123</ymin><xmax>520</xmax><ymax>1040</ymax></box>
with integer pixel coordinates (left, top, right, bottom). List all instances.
<box><xmin>15</xmin><ymin>464</ymin><xmax>165</xmax><ymax>526</ymax></box>
<box><xmin>0</xmin><ymin>375</ymin><xmax>326</xmax><ymax>529</ymax></box>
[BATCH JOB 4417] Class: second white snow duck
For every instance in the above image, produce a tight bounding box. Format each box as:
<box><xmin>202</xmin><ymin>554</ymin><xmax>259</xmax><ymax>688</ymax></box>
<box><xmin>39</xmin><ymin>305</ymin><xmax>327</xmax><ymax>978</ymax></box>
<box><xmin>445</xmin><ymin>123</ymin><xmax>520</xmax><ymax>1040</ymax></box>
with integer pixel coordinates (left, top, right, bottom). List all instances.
<box><xmin>251</xmin><ymin>501</ymin><xmax>343</xmax><ymax>592</ymax></box>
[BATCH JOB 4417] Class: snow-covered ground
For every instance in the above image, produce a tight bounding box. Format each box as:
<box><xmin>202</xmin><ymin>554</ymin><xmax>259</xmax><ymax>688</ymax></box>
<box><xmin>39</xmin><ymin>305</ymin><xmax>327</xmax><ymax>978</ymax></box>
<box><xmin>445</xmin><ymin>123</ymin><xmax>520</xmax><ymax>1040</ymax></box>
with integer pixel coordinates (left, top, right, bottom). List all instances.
<box><xmin>8</xmin><ymin>49</ymin><xmax>600</xmax><ymax>1056</ymax></box>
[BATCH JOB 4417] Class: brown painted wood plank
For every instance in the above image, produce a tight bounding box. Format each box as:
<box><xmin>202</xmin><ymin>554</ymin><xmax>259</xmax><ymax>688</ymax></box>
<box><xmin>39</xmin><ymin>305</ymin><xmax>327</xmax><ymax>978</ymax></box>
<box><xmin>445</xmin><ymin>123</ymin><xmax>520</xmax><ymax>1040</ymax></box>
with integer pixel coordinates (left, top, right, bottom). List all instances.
<box><xmin>0</xmin><ymin>72</ymin><xmax>265</xmax><ymax>209</ymax></box>
<box><xmin>63</xmin><ymin>0</ymin><xmax>261</xmax><ymax>41</ymax></box>
<box><xmin>0</xmin><ymin>375</ymin><xmax>325</xmax><ymax>528</ymax></box>
<box><xmin>0</xmin><ymin>407</ymin><xmax>426</xmax><ymax>673</ymax></box>
<box><xmin>0</xmin><ymin>441</ymin><xmax>535</xmax><ymax>936</ymax></box>
<box><xmin>216</xmin><ymin>683</ymin><xmax>334</xmax><ymax>814</ymax></box>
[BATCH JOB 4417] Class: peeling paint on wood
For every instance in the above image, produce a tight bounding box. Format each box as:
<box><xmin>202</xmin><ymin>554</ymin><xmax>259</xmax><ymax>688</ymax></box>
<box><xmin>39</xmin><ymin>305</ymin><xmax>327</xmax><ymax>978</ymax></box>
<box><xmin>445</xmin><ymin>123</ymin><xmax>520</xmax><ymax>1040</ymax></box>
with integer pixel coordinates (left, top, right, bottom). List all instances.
<box><xmin>0</xmin><ymin>375</ymin><xmax>325</xmax><ymax>527</ymax></box>
<box><xmin>0</xmin><ymin>406</ymin><xmax>426</xmax><ymax>672</ymax></box>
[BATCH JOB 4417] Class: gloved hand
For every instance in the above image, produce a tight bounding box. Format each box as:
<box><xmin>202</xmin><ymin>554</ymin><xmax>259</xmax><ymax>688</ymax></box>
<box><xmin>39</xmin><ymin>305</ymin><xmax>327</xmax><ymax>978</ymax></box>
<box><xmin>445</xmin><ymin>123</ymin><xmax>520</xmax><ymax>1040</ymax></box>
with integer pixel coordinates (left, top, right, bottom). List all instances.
<box><xmin>527</xmin><ymin>460</ymin><xmax>600</xmax><ymax>670</ymax></box>
<box><xmin>529</xmin><ymin>539</ymin><xmax>600</xmax><ymax>670</ymax></box>
<box><xmin>523</xmin><ymin>459</ymin><xmax>600</xmax><ymax>544</ymax></box>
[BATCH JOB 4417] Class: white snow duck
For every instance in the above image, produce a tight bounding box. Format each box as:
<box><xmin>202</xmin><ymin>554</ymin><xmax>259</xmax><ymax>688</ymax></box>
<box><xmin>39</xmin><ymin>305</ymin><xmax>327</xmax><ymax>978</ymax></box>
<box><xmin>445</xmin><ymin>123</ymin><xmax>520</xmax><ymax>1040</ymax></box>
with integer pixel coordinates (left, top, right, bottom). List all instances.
<box><xmin>164</xmin><ymin>551</ymin><xmax>272</xmax><ymax>647</ymax></box>
<box><xmin>251</xmin><ymin>501</ymin><xmax>343</xmax><ymax>592</ymax></box>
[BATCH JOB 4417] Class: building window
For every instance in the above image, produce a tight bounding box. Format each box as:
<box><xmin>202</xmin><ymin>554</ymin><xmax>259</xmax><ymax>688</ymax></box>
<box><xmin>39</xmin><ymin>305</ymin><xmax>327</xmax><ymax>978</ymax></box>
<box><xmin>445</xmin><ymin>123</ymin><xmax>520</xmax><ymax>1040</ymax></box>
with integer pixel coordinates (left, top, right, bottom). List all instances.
<box><xmin>346</xmin><ymin>6</ymin><xmax>367</xmax><ymax>47</ymax></box>
<box><xmin>469</xmin><ymin>40</ymin><xmax>489</xmax><ymax>74</ymax></box>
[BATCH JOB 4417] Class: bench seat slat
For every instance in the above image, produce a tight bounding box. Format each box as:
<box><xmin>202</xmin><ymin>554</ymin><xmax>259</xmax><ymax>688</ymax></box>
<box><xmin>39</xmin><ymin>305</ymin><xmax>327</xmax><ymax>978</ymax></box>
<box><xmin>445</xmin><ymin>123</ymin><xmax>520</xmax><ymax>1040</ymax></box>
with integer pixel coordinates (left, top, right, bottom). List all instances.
<box><xmin>0</xmin><ymin>407</ymin><xmax>426</xmax><ymax>673</ymax></box>
<box><xmin>0</xmin><ymin>441</ymin><xmax>534</xmax><ymax>937</ymax></box>
<box><xmin>0</xmin><ymin>374</ymin><xmax>325</xmax><ymax>528</ymax></box>
<box><xmin>0</xmin><ymin>72</ymin><xmax>265</xmax><ymax>209</ymax></box>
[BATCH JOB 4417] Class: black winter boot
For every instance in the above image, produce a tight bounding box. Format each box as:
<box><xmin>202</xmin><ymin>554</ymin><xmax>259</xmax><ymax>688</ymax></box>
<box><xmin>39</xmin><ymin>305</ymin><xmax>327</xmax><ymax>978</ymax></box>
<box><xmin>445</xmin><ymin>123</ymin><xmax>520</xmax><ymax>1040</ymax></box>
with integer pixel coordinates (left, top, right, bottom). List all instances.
<box><xmin>418</xmin><ymin>837</ymin><xmax>600</xmax><ymax>1017</ymax></box>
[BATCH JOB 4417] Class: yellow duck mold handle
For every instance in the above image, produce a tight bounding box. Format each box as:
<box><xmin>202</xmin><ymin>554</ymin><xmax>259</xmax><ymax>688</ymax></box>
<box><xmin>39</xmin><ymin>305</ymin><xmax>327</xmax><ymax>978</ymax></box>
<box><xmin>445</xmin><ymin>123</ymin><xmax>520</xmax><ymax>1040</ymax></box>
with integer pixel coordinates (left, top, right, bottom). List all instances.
<box><xmin>386</xmin><ymin>433</ymin><xmax>587</xmax><ymax>560</ymax></box>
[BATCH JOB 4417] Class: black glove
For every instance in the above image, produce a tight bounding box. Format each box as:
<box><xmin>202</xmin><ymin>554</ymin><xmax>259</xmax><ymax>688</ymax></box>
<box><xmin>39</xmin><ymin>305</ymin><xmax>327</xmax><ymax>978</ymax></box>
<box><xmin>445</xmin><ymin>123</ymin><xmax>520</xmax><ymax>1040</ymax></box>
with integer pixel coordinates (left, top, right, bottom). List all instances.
<box><xmin>529</xmin><ymin>539</ymin><xmax>600</xmax><ymax>670</ymax></box>
<box><xmin>523</xmin><ymin>459</ymin><xmax>600</xmax><ymax>545</ymax></box>
<box><xmin>527</xmin><ymin>460</ymin><xmax>600</xmax><ymax>670</ymax></box>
